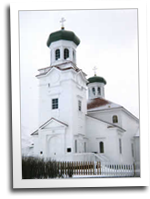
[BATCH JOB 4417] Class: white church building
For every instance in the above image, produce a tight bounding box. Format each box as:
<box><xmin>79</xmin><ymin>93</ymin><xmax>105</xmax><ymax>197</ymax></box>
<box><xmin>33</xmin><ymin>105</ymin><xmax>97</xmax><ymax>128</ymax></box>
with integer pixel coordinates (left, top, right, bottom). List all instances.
<box><xmin>29</xmin><ymin>21</ymin><xmax>140</xmax><ymax>165</ymax></box>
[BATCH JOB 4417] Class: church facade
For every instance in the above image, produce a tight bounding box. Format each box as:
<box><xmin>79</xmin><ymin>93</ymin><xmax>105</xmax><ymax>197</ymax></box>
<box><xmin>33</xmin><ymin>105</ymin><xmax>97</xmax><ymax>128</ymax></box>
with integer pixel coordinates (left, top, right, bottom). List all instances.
<box><xmin>30</xmin><ymin>22</ymin><xmax>140</xmax><ymax>165</ymax></box>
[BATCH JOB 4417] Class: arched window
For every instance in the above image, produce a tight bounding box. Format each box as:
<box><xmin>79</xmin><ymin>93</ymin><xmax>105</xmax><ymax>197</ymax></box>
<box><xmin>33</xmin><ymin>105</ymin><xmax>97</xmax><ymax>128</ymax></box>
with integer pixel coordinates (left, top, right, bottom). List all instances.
<box><xmin>98</xmin><ymin>87</ymin><xmax>101</xmax><ymax>95</ymax></box>
<box><xmin>73</xmin><ymin>50</ymin><xmax>75</xmax><ymax>60</ymax></box>
<box><xmin>99</xmin><ymin>142</ymin><xmax>104</xmax><ymax>153</ymax></box>
<box><xmin>113</xmin><ymin>115</ymin><xmax>118</xmax><ymax>123</ymax></box>
<box><xmin>64</xmin><ymin>48</ymin><xmax>69</xmax><ymax>59</ymax></box>
<box><xmin>55</xmin><ymin>49</ymin><xmax>60</xmax><ymax>60</ymax></box>
<box><xmin>92</xmin><ymin>87</ymin><xmax>95</xmax><ymax>95</ymax></box>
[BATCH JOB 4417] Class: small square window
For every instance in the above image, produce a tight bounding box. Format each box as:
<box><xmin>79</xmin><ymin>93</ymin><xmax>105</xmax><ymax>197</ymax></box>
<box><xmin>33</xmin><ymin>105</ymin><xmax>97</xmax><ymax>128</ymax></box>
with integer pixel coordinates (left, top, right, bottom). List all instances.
<box><xmin>52</xmin><ymin>98</ymin><xmax>58</xmax><ymax>109</ymax></box>
<box><xmin>67</xmin><ymin>148</ymin><xmax>71</xmax><ymax>153</ymax></box>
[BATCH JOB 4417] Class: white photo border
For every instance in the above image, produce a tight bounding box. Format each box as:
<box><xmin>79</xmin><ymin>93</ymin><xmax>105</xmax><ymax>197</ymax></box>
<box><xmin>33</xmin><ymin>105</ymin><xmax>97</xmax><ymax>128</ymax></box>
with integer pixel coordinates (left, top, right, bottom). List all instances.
<box><xmin>11</xmin><ymin>0</ymin><xmax>149</xmax><ymax>188</ymax></box>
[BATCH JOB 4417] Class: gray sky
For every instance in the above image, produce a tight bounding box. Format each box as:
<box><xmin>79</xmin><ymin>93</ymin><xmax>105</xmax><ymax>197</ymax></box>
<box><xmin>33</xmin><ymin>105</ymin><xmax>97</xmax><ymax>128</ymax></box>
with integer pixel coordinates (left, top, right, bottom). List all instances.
<box><xmin>19</xmin><ymin>9</ymin><xmax>139</xmax><ymax>135</ymax></box>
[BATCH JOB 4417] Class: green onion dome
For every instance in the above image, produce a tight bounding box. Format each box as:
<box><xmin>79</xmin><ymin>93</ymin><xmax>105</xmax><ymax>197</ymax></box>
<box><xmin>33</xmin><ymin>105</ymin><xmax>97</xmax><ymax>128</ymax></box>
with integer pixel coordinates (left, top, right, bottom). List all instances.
<box><xmin>87</xmin><ymin>75</ymin><xmax>107</xmax><ymax>85</ymax></box>
<box><xmin>47</xmin><ymin>28</ymin><xmax>80</xmax><ymax>47</ymax></box>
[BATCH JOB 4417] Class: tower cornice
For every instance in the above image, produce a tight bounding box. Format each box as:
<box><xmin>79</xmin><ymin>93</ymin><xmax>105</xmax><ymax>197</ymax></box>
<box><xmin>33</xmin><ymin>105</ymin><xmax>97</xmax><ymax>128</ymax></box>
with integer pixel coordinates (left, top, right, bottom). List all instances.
<box><xmin>36</xmin><ymin>61</ymin><xmax>87</xmax><ymax>78</ymax></box>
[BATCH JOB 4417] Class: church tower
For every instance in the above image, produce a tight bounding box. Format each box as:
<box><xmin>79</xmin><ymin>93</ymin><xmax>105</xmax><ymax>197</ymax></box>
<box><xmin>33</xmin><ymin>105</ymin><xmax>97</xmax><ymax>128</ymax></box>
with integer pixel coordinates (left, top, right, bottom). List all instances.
<box><xmin>34</xmin><ymin>19</ymin><xmax>88</xmax><ymax>159</ymax></box>
<box><xmin>87</xmin><ymin>71</ymin><xmax>107</xmax><ymax>100</ymax></box>
<box><xmin>47</xmin><ymin>18</ymin><xmax>79</xmax><ymax>67</ymax></box>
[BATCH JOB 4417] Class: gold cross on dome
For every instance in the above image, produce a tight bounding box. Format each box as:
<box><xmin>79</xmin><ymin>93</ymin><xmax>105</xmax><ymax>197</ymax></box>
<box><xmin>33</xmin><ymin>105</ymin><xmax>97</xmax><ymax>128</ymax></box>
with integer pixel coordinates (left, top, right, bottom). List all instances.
<box><xmin>93</xmin><ymin>66</ymin><xmax>98</xmax><ymax>76</ymax></box>
<box><xmin>60</xmin><ymin>17</ymin><xmax>66</xmax><ymax>29</ymax></box>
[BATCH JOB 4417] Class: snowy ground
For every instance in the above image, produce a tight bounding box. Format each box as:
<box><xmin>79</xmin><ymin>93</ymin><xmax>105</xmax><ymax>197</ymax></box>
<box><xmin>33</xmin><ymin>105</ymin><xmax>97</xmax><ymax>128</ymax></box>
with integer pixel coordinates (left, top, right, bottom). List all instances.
<box><xmin>72</xmin><ymin>175</ymin><xmax>134</xmax><ymax>178</ymax></box>
<box><xmin>62</xmin><ymin>167</ymin><xmax>135</xmax><ymax>178</ymax></box>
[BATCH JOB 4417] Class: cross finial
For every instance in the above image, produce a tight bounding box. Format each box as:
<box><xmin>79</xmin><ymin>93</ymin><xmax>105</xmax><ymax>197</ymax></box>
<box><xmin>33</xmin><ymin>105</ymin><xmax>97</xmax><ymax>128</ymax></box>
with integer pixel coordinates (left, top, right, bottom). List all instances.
<box><xmin>60</xmin><ymin>17</ymin><xmax>66</xmax><ymax>29</ymax></box>
<box><xmin>93</xmin><ymin>66</ymin><xmax>98</xmax><ymax>76</ymax></box>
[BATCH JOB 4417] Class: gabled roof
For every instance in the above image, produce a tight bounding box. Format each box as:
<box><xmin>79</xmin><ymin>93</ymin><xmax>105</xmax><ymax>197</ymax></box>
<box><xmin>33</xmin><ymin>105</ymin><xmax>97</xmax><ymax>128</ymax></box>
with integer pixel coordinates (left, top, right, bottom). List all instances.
<box><xmin>87</xmin><ymin>97</ymin><xmax>121</xmax><ymax>111</ymax></box>
<box><xmin>87</xmin><ymin>97</ymin><xmax>139</xmax><ymax>122</ymax></box>
<box><xmin>31</xmin><ymin>117</ymin><xmax>68</xmax><ymax>136</ymax></box>
<box><xmin>86</xmin><ymin>115</ymin><xmax>126</xmax><ymax>132</ymax></box>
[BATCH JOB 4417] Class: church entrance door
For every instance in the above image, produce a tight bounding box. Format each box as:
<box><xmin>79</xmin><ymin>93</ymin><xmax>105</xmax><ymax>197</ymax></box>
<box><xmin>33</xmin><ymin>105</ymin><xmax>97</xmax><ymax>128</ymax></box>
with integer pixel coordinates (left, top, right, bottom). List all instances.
<box><xmin>48</xmin><ymin>136</ymin><xmax>62</xmax><ymax>157</ymax></box>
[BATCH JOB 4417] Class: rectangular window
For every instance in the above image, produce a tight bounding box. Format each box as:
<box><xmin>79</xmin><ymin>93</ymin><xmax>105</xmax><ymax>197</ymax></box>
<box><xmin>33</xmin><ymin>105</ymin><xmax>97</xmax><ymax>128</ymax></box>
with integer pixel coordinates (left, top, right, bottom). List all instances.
<box><xmin>75</xmin><ymin>140</ymin><xmax>77</xmax><ymax>153</ymax></box>
<box><xmin>92</xmin><ymin>87</ymin><xmax>95</xmax><ymax>95</ymax></box>
<box><xmin>119</xmin><ymin>138</ymin><xmax>122</xmax><ymax>154</ymax></box>
<box><xmin>131</xmin><ymin>143</ymin><xmax>134</xmax><ymax>157</ymax></box>
<box><xmin>84</xmin><ymin>142</ymin><xmax>86</xmax><ymax>153</ymax></box>
<box><xmin>52</xmin><ymin>98</ymin><xmax>58</xmax><ymax>109</ymax></box>
<box><xmin>78</xmin><ymin>100</ymin><xmax>82</xmax><ymax>111</ymax></box>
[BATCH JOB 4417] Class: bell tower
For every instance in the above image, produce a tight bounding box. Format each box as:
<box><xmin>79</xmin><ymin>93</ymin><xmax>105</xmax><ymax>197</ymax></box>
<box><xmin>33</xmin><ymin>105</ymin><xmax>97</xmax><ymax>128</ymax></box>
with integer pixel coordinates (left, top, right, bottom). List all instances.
<box><xmin>46</xmin><ymin>18</ymin><xmax>80</xmax><ymax>67</ymax></box>
<box><xmin>35</xmin><ymin>19</ymin><xmax>88</xmax><ymax>158</ymax></box>
<box><xmin>87</xmin><ymin>67</ymin><xmax>107</xmax><ymax>99</ymax></box>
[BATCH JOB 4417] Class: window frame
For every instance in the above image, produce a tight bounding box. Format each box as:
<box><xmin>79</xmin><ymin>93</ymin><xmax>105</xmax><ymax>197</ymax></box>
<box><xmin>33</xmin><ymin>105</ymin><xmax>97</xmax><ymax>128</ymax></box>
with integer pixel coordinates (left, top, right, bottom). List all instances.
<box><xmin>92</xmin><ymin>87</ymin><xmax>96</xmax><ymax>95</ymax></box>
<box><xmin>67</xmin><ymin>148</ymin><xmax>71</xmax><ymax>153</ymax></box>
<box><xmin>113</xmin><ymin>115</ymin><xmax>118</xmax><ymax>123</ymax></box>
<box><xmin>98</xmin><ymin>87</ymin><xmax>101</xmax><ymax>95</ymax></box>
<box><xmin>52</xmin><ymin>98</ymin><xmax>59</xmax><ymax>110</ymax></box>
<box><xmin>78</xmin><ymin>100</ymin><xmax>82</xmax><ymax>111</ymax></box>
<box><xmin>84</xmin><ymin>142</ymin><xmax>86</xmax><ymax>153</ymax></box>
<box><xmin>64</xmin><ymin>48</ymin><xmax>69</xmax><ymax>59</ymax></box>
<box><xmin>119</xmin><ymin>138</ymin><xmax>122</xmax><ymax>154</ymax></box>
<box><xmin>131</xmin><ymin>143</ymin><xmax>134</xmax><ymax>157</ymax></box>
<box><xmin>55</xmin><ymin>49</ymin><xmax>60</xmax><ymax>60</ymax></box>
<box><xmin>75</xmin><ymin>140</ymin><xmax>77</xmax><ymax>153</ymax></box>
<box><xmin>73</xmin><ymin>50</ymin><xmax>75</xmax><ymax>61</ymax></box>
<box><xmin>99</xmin><ymin>141</ymin><xmax>104</xmax><ymax>153</ymax></box>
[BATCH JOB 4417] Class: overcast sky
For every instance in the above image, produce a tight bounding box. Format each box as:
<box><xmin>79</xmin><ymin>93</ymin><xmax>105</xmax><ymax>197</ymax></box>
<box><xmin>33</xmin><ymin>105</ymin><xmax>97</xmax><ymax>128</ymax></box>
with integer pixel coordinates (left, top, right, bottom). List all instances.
<box><xmin>19</xmin><ymin>9</ymin><xmax>139</xmax><ymax>135</ymax></box>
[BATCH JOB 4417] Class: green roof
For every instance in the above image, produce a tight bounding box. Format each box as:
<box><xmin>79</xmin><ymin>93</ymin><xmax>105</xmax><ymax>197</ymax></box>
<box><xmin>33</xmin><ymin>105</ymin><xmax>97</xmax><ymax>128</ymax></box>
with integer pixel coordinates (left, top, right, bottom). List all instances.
<box><xmin>87</xmin><ymin>76</ymin><xmax>107</xmax><ymax>85</ymax></box>
<box><xmin>47</xmin><ymin>29</ymin><xmax>80</xmax><ymax>47</ymax></box>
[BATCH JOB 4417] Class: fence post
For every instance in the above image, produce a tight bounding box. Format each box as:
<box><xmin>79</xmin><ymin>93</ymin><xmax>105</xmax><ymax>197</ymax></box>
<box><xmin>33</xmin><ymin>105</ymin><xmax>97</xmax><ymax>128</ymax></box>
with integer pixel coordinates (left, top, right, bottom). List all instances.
<box><xmin>100</xmin><ymin>162</ymin><xmax>101</xmax><ymax>175</ymax></box>
<box><xmin>63</xmin><ymin>162</ymin><xmax>65</xmax><ymax>175</ymax></box>
<box><xmin>65</xmin><ymin>162</ymin><xmax>66</xmax><ymax>176</ymax></box>
<box><xmin>72</xmin><ymin>161</ymin><xmax>73</xmax><ymax>175</ymax></box>
<box><xmin>60</xmin><ymin>162</ymin><xmax>62</xmax><ymax>176</ymax></box>
<box><xmin>68</xmin><ymin>162</ymin><xmax>70</xmax><ymax>177</ymax></box>
<box><xmin>133</xmin><ymin>163</ymin><xmax>136</xmax><ymax>177</ymax></box>
<box><xmin>94</xmin><ymin>161</ymin><xmax>96</xmax><ymax>175</ymax></box>
<box><xmin>79</xmin><ymin>162</ymin><xmax>80</xmax><ymax>175</ymax></box>
<box><xmin>74</xmin><ymin>162</ymin><xmax>76</xmax><ymax>175</ymax></box>
<box><xmin>97</xmin><ymin>162</ymin><xmax>99</xmax><ymax>175</ymax></box>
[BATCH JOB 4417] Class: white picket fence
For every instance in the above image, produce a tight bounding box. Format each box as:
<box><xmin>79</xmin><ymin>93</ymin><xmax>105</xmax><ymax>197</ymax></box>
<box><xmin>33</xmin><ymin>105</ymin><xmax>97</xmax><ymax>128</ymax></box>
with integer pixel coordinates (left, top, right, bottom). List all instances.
<box><xmin>57</xmin><ymin>161</ymin><xmax>138</xmax><ymax>177</ymax></box>
<box><xmin>95</xmin><ymin>162</ymin><xmax>134</xmax><ymax>177</ymax></box>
